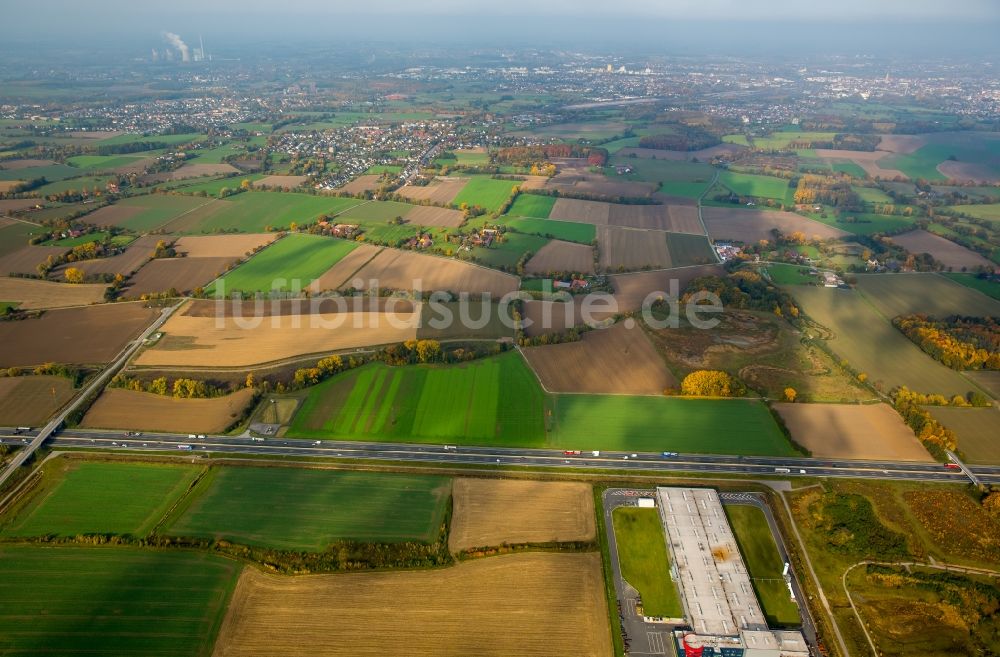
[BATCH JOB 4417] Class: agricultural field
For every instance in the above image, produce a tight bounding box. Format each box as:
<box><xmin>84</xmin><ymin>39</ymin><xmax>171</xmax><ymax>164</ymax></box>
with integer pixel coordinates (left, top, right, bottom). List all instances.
<box><xmin>724</xmin><ymin>504</ymin><xmax>801</xmax><ymax>627</ymax></box>
<box><xmin>550</xmin><ymin>396</ymin><xmax>796</xmax><ymax>455</ymax></box>
<box><xmin>124</xmin><ymin>256</ymin><xmax>233</xmax><ymax>297</ymax></box>
<box><xmin>702</xmin><ymin>207</ymin><xmax>850</xmax><ymax>243</ymax></box>
<box><xmin>81</xmin><ymin>387</ymin><xmax>255</xmax><ymax>434</ymax></box>
<box><xmin>451</xmin><ymin>176</ymin><xmax>518</xmax><ymax>212</ymax></box>
<box><xmin>416</xmin><ymin>300</ymin><xmax>514</xmax><ymax>341</ymax></box>
<box><xmin>788</xmin><ymin>286</ymin><xmax>974</xmax><ymax>396</ymax></box>
<box><xmin>337</xmin><ymin>174</ymin><xmax>382</xmax><ymax>195</ymax></box>
<box><xmin>806</xmin><ymin>211</ymin><xmax>917</xmax><ymax>236</ymax></box>
<box><xmin>173</xmin><ymin>232</ymin><xmax>278</xmax><ymax>258</ymax></box>
<box><xmin>611</xmin><ymin>507</ymin><xmax>682</xmax><ymax>617</ymax></box>
<box><xmin>0</xmin><ymin>276</ymin><xmax>107</xmax><ymax>308</ymax></box>
<box><xmin>0</xmin><ymin>546</ymin><xmax>240</xmax><ymax>657</ymax></box>
<box><xmin>503</xmin><ymin>216</ymin><xmax>596</xmax><ymax>244</ymax></box>
<box><xmin>609</xmin><ymin>264</ymin><xmax>724</xmax><ymax>313</ymax></box>
<box><xmin>471</xmin><ymin>232</ymin><xmax>548</xmax><ymax>269</ymax></box>
<box><xmin>449</xmin><ymin>479</ymin><xmax>595</xmax><ymax>552</ymax></box>
<box><xmin>0</xmin><ymin>302</ymin><xmax>158</xmax><ymax>367</ymax></box>
<box><xmin>853</xmin><ymin>273</ymin><xmax>1000</xmax><ymax>318</ymax></box>
<box><xmin>287</xmin><ymin>351</ymin><xmax>546</xmax><ymax>446</ymax></box>
<box><xmin>208</xmin><ymin>234</ymin><xmax>358</xmax><ymax>294</ymax></box>
<box><xmin>549</xmin><ymin>198</ymin><xmax>703</xmax><ymax>234</ymax></box>
<box><xmin>396</xmin><ymin>177</ymin><xmax>468</xmax><ymax>205</ymax></box>
<box><xmin>0</xmin><ymin>375</ymin><xmax>75</xmax><ymax>425</ymax></box>
<box><xmin>169</xmin><ymin>174</ymin><xmax>263</xmax><ymax>196</ymax></box>
<box><xmin>507</xmin><ymin>193</ymin><xmax>556</xmax><ymax>219</ymax></box>
<box><xmin>65</xmin><ymin>154</ymin><xmax>149</xmax><ymax>171</ymax></box>
<box><xmin>214</xmin><ymin>552</ymin><xmax>611</xmax><ymax>657</ymax></box>
<box><xmin>252</xmin><ymin>174</ymin><xmax>308</xmax><ymax>189</ymax></box>
<box><xmin>53</xmin><ymin>234</ymin><xmax>161</xmax><ymax>278</ymax></box>
<box><xmin>889</xmin><ymin>229</ymin><xmax>995</xmax><ymax>270</ymax></box>
<box><xmin>522</xmin><ymin>321</ymin><xmax>675</xmax><ymax>395</ymax></box>
<box><xmin>718</xmin><ymin>170</ymin><xmax>790</xmax><ymax>200</ymax></box>
<box><xmin>666</xmin><ymin>232</ymin><xmax>717</xmax><ymax>267</ymax></box>
<box><xmin>0</xmin><ymin>245</ymin><xmax>72</xmax><ymax>276</ymax></box>
<box><xmin>134</xmin><ymin>304</ymin><xmax>420</xmax><ymax>368</ymax></box>
<box><xmin>927</xmin><ymin>407</ymin><xmax>1000</xmax><ymax>464</ymax></box>
<box><xmin>597</xmin><ymin>226</ymin><xmax>672</xmax><ymax>270</ymax></box>
<box><xmin>524</xmin><ymin>239</ymin><xmax>594</xmax><ymax>274</ymax></box>
<box><xmin>949</xmin><ymin>203</ymin><xmax>1000</xmax><ymax>220</ymax></box>
<box><xmin>403</xmin><ymin>204</ymin><xmax>466</xmax><ymax>228</ymax></box>
<box><xmin>0</xmin><ymin>163</ymin><xmax>81</xmax><ymax>182</ymax></box>
<box><xmin>774</xmin><ymin>402</ymin><xmax>931</xmax><ymax>461</ymax></box>
<box><xmin>163</xmin><ymin>467</ymin><xmax>450</xmax><ymax>550</ymax></box>
<box><xmin>329</xmin><ymin>247</ymin><xmax>519</xmax><ymax>298</ymax></box>
<box><xmin>164</xmin><ymin>192</ymin><xmax>363</xmax><ymax>233</ymax></box>
<box><xmin>0</xmin><ymin>459</ymin><xmax>200</xmax><ymax>537</ymax></box>
<box><xmin>85</xmin><ymin>194</ymin><xmax>215</xmax><ymax>232</ymax></box>
<box><xmin>0</xmin><ymin>219</ymin><xmax>44</xmax><ymax>257</ymax></box>
<box><xmin>610</xmin><ymin>158</ymin><xmax>716</xmax><ymax>199</ymax></box>
<box><xmin>944</xmin><ymin>273</ymin><xmax>1000</xmax><ymax>300</ymax></box>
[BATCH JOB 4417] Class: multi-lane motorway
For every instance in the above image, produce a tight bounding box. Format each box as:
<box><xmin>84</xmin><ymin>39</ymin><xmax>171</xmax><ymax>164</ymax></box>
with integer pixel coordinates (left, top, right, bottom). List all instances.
<box><xmin>2</xmin><ymin>427</ymin><xmax>996</xmax><ymax>484</ymax></box>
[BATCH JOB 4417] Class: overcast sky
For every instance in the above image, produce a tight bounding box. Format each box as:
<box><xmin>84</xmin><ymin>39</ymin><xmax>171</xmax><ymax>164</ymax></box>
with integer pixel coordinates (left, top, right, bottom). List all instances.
<box><xmin>4</xmin><ymin>0</ymin><xmax>999</xmax><ymax>55</ymax></box>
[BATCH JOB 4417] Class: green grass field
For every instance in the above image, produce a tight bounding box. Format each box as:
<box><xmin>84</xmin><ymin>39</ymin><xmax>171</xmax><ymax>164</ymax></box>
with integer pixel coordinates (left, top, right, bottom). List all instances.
<box><xmin>287</xmin><ymin>351</ymin><xmax>546</xmax><ymax>446</ymax></box>
<box><xmin>107</xmin><ymin>194</ymin><xmax>216</xmax><ymax>232</ymax></box>
<box><xmin>611</xmin><ymin>507</ymin><xmax>682</xmax><ymax>617</ymax></box>
<box><xmin>611</xmin><ymin>158</ymin><xmax>716</xmax><ymax>199</ymax></box>
<box><xmin>208</xmin><ymin>234</ymin><xmax>357</xmax><ymax>294</ymax></box>
<box><xmin>366</xmin><ymin>164</ymin><xmax>402</xmax><ymax>174</ymax></box>
<box><xmin>452</xmin><ymin>176</ymin><xmax>518</xmax><ymax>212</ymax></box>
<box><xmin>949</xmin><ymin>204</ymin><xmax>1000</xmax><ymax>221</ymax></box>
<box><xmin>0</xmin><ymin>546</ymin><xmax>239</xmax><ymax>657</ymax></box>
<box><xmin>472</xmin><ymin>232</ymin><xmax>549</xmax><ymax>269</ymax></box>
<box><xmin>0</xmin><ymin>163</ymin><xmax>82</xmax><ymax>182</ymax></box>
<box><xmin>666</xmin><ymin>233</ymin><xmax>716</xmax><ymax>267</ymax></box>
<box><xmin>943</xmin><ymin>273</ymin><xmax>1000</xmax><ymax>300</ymax></box>
<box><xmin>96</xmin><ymin>132</ymin><xmax>203</xmax><ymax>147</ymax></box>
<box><xmin>170</xmin><ymin>191</ymin><xmax>363</xmax><ymax>233</ymax></box>
<box><xmin>169</xmin><ymin>174</ymin><xmax>264</xmax><ymax>196</ymax></box>
<box><xmin>66</xmin><ymin>154</ymin><xmax>148</xmax><ymax>171</ymax></box>
<box><xmin>550</xmin><ymin>396</ymin><xmax>796</xmax><ymax>455</ymax></box>
<box><xmin>162</xmin><ymin>467</ymin><xmax>450</xmax><ymax>550</ymax></box>
<box><xmin>831</xmin><ymin>161</ymin><xmax>869</xmax><ymax>178</ymax></box>
<box><xmin>188</xmin><ymin>142</ymin><xmax>246</xmax><ymax>164</ymax></box>
<box><xmin>0</xmin><ymin>221</ymin><xmax>42</xmax><ymax>257</ymax></box>
<box><xmin>854</xmin><ymin>273</ymin><xmax>1000</xmax><ymax>319</ymax></box>
<box><xmin>338</xmin><ymin>200</ymin><xmax>415</xmax><ymax>222</ymax></box>
<box><xmin>0</xmin><ymin>461</ymin><xmax>200</xmax><ymax>538</ymax></box>
<box><xmin>926</xmin><ymin>407</ymin><xmax>1000</xmax><ymax>464</ymax></box>
<box><xmin>765</xmin><ymin>263</ymin><xmax>815</xmax><ymax>285</ymax></box>
<box><xmin>718</xmin><ymin>170</ymin><xmax>790</xmax><ymax>200</ymax></box>
<box><xmin>508</xmin><ymin>193</ymin><xmax>556</xmax><ymax>219</ymax></box>
<box><xmin>726</xmin><ymin>504</ymin><xmax>801</xmax><ymax>627</ymax></box>
<box><xmin>854</xmin><ymin>186</ymin><xmax>894</xmax><ymax>204</ymax></box>
<box><xmin>751</xmin><ymin>131</ymin><xmax>838</xmax><ymax>150</ymax></box>
<box><xmin>43</xmin><ymin>231</ymin><xmax>109</xmax><ymax>246</ymax></box>
<box><xmin>805</xmin><ymin>211</ymin><xmax>917</xmax><ymax>236</ymax></box>
<box><xmin>416</xmin><ymin>301</ymin><xmax>515</xmax><ymax>341</ymax></box>
<box><xmin>502</xmin><ymin>216</ymin><xmax>596</xmax><ymax>244</ymax></box>
<box><xmin>788</xmin><ymin>285</ymin><xmax>975</xmax><ymax>396</ymax></box>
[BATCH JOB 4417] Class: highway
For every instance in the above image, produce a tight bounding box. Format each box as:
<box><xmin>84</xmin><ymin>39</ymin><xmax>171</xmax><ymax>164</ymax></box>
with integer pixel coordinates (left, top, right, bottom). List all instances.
<box><xmin>2</xmin><ymin>427</ymin><xmax>996</xmax><ymax>484</ymax></box>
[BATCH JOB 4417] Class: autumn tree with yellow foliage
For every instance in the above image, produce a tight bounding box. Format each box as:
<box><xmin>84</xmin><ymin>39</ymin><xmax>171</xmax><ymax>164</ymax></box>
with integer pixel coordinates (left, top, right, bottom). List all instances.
<box><xmin>680</xmin><ymin>370</ymin><xmax>743</xmax><ymax>397</ymax></box>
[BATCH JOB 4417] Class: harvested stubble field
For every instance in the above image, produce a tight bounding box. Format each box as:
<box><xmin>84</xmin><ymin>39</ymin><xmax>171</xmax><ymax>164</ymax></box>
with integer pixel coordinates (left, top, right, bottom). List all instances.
<box><xmin>854</xmin><ymin>273</ymin><xmax>1000</xmax><ymax>319</ymax></box>
<box><xmin>53</xmin><ymin>234</ymin><xmax>161</xmax><ymax>278</ymax></box>
<box><xmin>174</xmin><ymin>233</ymin><xmax>278</xmax><ymax>258</ymax></box>
<box><xmin>524</xmin><ymin>239</ymin><xmax>594</xmax><ymax>274</ymax></box>
<box><xmin>788</xmin><ymin>286</ymin><xmax>973</xmax><ymax>396</ymax></box>
<box><xmin>598</xmin><ymin>225</ymin><xmax>672</xmax><ymax>270</ymax></box>
<box><xmin>396</xmin><ymin>177</ymin><xmax>468</xmax><ymax>204</ymax></box>
<box><xmin>141</xmin><ymin>163</ymin><xmax>240</xmax><ymax>183</ymax></box>
<box><xmin>926</xmin><ymin>407</ymin><xmax>1000</xmax><ymax>464</ymax></box>
<box><xmin>549</xmin><ymin>198</ymin><xmax>611</xmax><ymax>225</ymax></box>
<box><xmin>522</xmin><ymin>321</ymin><xmax>675</xmax><ymax>394</ymax></box>
<box><xmin>340</xmin><ymin>248</ymin><xmax>519</xmax><ymax>298</ymax></box>
<box><xmin>135</xmin><ymin>307</ymin><xmax>420</xmax><ymax>367</ymax></box>
<box><xmin>0</xmin><ymin>245</ymin><xmax>70</xmax><ymax>276</ymax></box>
<box><xmin>546</xmin><ymin>172</ymin><xmax>657</xmax><ymax>199</ymax></box>
<box><xmin>0</xmin><ymin>459</ymin><xmax>201</xmax><ymax>538</ymax></box>
<box><xmin>212</xmin><ymin>552</ymin><xmax>612</xmax><ymax>657</ymax></box>
<box><xmin>0</xmin><ymin>546</ymin><xmax>240</xmax><ymax>657</ymax></box>
<box><xmin>81</xmin><ymin>387</ymin><xmax>255</xmax><ymax>434</ymax></box>
<box><xmin>253</xmin><ymin>175</ymin><xmax>308</xmax><ymax>189</ymax></box>
<box><xmin>611</xmin><ymin>202</ymin><xmax>703</xmax><ymax>234</ymax></box>
<box><xmin>337</xmin><ymin>174</ymin><xmax>381</xmax><ymax>195</ymax></box>
<box><xmin>703</xmin><ymin>207</ymin><xmax>851</xmax><ymax>243</ymax></box>
<box><xmin>889</xmin><ymin>229</ymin><xmax>995</xmax><ymax>270</ymax></box>
<box><xmin>124</xmin><ymin>256</ymin><xmax>234</xmax><ymax>297</ymax></box>
<box><xmin>448</xmin><ymin>478</ymin><xmax>595</xmax><ymax>551</ymax></box>
<box><xmin>403</xmin><ymin>204</ymin><xmax>465</xmax><ymax>228</ymax></box>
<box><xmin>0</xmin><ymin>302</ymin><xmax>158</xmax><ymax>367</ymax></box>
<box><xmin>774</xmin><ymin>402</ymin><xmax>931</xmax><ymax>461</ymax></box>
<box><xmin>0</xmin><ymin>276</ymin><xmax>106</xmax><ymax>308</ymax></box>
<box><xmin>0</xmin><ymin>375</ymin><xmax>75</xmax><ymax>425</ymax></box>
<box><xmin>163</xmin><ymin>467</ymin><xmax>450</xmax><ymax>550</ymax></box>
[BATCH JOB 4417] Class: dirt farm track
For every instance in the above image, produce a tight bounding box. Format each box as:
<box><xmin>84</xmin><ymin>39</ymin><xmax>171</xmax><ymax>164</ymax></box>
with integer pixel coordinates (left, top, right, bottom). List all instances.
<box><xmin>212</xmin><ymin>552</ymin><xmax>612</xmax><ymax>657</ymax></box>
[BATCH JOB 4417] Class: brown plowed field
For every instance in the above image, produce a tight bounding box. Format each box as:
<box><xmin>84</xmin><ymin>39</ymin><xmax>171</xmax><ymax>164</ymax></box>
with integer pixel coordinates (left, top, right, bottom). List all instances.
<box><xmin>524</xmin><ymin>240</ymin><xmax>594</xmax><ymax>274</ymax></box>
<box><xmin>0</xmin><ymin>277</ymin><xmax>107</xmax><ymax>308</ymax></box>
<box><xmin>403</xmin><ymin>205</ymin><xmax>465</xmax><ymax>228</ymax></box>
<box><xmin>308</xmin><ymin>244</ymin><xmax>383</xmax><ymax>292</ymax></box>
<box><xmin>937</xmin><ymin>160</ymin><xmax>999</xmax><ymax>183</ymax></box>
<box><xmin>345</xmin><ymin>248</ymin><xmax>519</xmax><ymax>298</ymax></box>
<box><xmin>81</xmin><ymin>387</ymin><xmax>255</xmax><ymax>433</ymax></box>
<box><xmin>0</xmin><ymin>159</ymin><xmax>56</xmax><ymax>170</ymax></box>
<box><xmin>549</xmin><ymin>198</ymin><xmax>611</xmax><ymax>225</ymax></box>
<box><xmin>609</xmin><ymin>204</ymin><xmax>703</xmax><ymax>233</ymax></box>
<box><xmin>877</xmin><ymin>134</ymin><xmax>927</xmax><ymax>154</ymax></box>
<box><xmin>0</xmin><ymin>302</ymin><xmax>158</xmax><ymax>367</ymax></box>
<box><xmin>547</xmin><ymin>174</ymin><xmax>656</xmax><ymax>199</ymax></box>
<box><xmin>173</xmin><ymin>234</ymin><xmax>278</xmax><ymax>258</ymax></box>
<box><xmin>610</xmin><ymin>264</ymin><xmax>724</xmax><ymax>312</ymax></box>
<box><xmin>123</xmin><ymin>257</ymin><xmax>233</xmax><ymax>297</ymax></box>
<box><xmin>703</xmin><ymin>208</ymin><xmax>851</xmax><ymax>243</ymax></box>
<box><xmin>522</xmin><ymin>321</ymin><xmax>675</xmax><ymax>394</ymax></box>
<box><xmin>212</xmin><ymin>553</ymin><xmax>612</xmax><ymax>657</ymax></box>
<box><xmin>53</xmin><ymin>235</ymin><xmax>162</xmax><ymax>278</ymax></box>
<box><xmin>337</xmin><ymin>174</ymin><xmax>381</xmax><ymax>195</ymax></box>
<box><xmin>254</xmin><ymin>175</ymin><xmax>309</xmax><ymax>189</ymax></box>
<box><xmin>0</xmin><ymin>246</ymin><xmax>69</xmax><ymax>276</ymax></box>
<box><xmin>183</xmin><ymin>297</ymin><xmax>417</xmax><ymax>318</ymax></box>
<box><xmin>597</xmin><ymin>226</ymin><xmax>672</xmax><ymax>271</ymax></box>
<box><xmin>395</xmin><ymin>177</ymin><xmax>468</xmax><ymax>205</ymax></box>
<box><xmin>0</xmin><ymin>376</ymin><xmax>75</xmax><ymax>425</ymax></box>
<box><xmin>140</xmin><ymin>163</ymin><xmax>240</xmax><ymax>184</ymax></box>
<box><xmin>449</xmin><ymin>479</ymin><xmax>596</xmax><ymax>551</ymax></box>
<box><xmin>889</xmin><ymin>229</ymin><xmax>995</xmax><ymax>270</ymax></box>
<box><xmin>134</xmin><ymin>308</ymin><xmax>421</xmax><ymax>367</ymax></box>
<box><xmin>774</xmin><ymin>402</ymin><xmax>932</xmax><ymax>461</ymax></box>
<box><xmin>0</xmin><ymin>199</ymin><xmax>41</xmax><ymax>213</ymax></box>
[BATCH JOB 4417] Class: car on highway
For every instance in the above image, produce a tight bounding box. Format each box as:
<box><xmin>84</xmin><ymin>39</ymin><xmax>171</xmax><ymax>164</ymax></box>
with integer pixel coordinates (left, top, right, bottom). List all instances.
<box><xmin>945</xmin><ymin>463</ymin><xmax>961</xmax><ymax>470</ymax></box>
<box><xmin>563</xmin><ymin>450</ymin><xmax>581</xmax><ymax>455</ymax></box>
<box><xmin>661</xmin><ymin>452</ymin><xmax>679</xmax><ymax>457</ymax></box>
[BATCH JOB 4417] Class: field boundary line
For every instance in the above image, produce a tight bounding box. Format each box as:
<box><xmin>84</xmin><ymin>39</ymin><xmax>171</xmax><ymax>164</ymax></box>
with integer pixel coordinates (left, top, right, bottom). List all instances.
<box><xmin>327</xmin><ymin>246</ymin><xmax>384</xmax><ymax>290</ymax></box>
<box><xmin>151</xmin><ymin>197</ymin><xmax>219</xmax><ymax>233</ymax></box>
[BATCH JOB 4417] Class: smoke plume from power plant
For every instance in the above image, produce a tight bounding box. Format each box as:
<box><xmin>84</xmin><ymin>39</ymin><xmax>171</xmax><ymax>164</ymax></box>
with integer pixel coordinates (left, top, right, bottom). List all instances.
<box><xmin>162</xmin><ymin>31</ymin><xmax>190</xmax><ymax>62</ymax></box>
